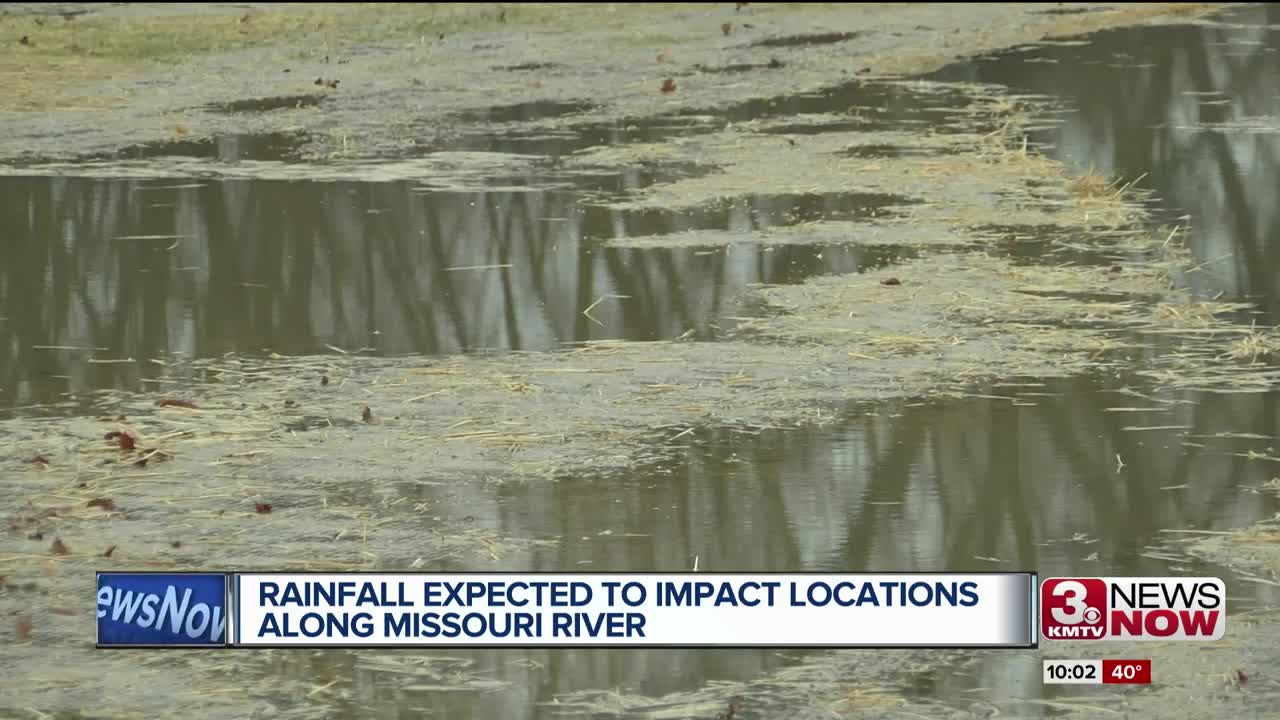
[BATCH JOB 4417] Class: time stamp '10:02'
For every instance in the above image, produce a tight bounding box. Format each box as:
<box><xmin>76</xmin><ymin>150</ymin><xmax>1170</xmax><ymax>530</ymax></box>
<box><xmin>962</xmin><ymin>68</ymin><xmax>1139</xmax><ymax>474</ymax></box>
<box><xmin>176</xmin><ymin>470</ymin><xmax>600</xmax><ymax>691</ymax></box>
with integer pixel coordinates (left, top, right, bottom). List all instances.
<box><xmin>1043</xmin><ymin>660</ymin><xmax>1152</xmax><ymax>685</ymax></box>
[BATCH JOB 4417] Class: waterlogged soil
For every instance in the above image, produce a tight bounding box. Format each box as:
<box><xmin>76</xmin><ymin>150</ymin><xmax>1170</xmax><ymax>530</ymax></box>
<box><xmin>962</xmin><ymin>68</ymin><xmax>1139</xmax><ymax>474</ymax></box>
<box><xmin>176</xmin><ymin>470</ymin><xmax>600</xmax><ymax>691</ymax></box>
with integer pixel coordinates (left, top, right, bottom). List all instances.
<box><xmin>0</xmin><ymin>2</ymin><xmax>1225</xmax><ymax>161</ymax></box>
<box><xmin>9</xmin><ymin>2</ymin><xmax>1280</xmax><ymax>720</ymax></box>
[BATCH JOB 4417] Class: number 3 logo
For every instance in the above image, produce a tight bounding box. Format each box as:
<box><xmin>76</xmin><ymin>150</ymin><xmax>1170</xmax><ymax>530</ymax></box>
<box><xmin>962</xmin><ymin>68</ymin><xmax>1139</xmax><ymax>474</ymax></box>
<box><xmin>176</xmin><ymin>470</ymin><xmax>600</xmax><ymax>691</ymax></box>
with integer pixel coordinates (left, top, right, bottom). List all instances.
<box><xmin>1051</xmin><ymin>580</ymin><xmax>1090</xmax><ymax>625</ymax></box>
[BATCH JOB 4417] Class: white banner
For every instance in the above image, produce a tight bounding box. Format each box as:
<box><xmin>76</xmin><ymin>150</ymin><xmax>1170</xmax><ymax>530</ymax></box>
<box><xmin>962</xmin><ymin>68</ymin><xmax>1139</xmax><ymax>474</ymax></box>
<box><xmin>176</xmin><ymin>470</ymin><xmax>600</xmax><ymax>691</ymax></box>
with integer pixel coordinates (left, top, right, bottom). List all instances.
<box><xmin>232</xmin><ymin>573</ymin><xmax>1037</xmax><ymax>648</ymax></box>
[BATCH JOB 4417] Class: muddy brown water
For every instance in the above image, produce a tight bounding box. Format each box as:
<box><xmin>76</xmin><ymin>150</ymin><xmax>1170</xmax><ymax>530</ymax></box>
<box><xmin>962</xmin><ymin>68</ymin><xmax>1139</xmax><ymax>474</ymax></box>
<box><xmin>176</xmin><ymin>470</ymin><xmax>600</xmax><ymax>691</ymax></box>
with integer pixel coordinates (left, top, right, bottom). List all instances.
<box><xmin>7</xmin><ymin>5</ymin><xmax>1280</xmax><ymax>719</ymax></box>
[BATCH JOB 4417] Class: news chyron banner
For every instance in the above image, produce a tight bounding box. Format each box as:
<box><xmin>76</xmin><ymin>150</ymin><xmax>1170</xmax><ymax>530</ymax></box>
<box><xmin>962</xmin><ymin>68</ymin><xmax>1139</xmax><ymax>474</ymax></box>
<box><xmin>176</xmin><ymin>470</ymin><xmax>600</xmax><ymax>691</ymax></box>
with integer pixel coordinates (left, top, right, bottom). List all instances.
<box><xmin>97</xmin><ymin>572</ymin><xmax>1038</xmax><ymax>648</ymax></box>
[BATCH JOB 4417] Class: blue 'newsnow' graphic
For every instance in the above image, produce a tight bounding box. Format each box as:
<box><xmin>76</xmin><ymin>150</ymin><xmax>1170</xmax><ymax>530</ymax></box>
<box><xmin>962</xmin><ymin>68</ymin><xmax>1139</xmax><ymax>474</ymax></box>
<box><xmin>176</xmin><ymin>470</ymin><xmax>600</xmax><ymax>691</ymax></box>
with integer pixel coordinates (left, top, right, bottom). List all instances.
<box><xmin>96</xmin><ymin>573</ymin><xmax>227</xmax><ymax>646</ymax></box>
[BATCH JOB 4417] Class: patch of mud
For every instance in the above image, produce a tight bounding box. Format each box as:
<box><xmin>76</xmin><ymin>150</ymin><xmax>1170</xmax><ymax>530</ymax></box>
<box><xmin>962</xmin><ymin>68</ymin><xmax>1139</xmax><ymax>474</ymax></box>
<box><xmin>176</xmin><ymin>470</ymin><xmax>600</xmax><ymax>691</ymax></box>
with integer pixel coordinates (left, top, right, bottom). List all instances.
<box><xmin>1036</xmin><ymin>6</ymin><xmax>1115</xmax><ymax>15</ymax></box>
<box><xmin>693</xmin><ymin>58</ymin><xmax>786</xmax><ymax>74</ymax></box>
<box><xmin>424</xmin><ymin>114</ymin><xmax>730</xmax><ymax>158</ymax></box>
<box><xmin>590</xmin><ymin>191</ymin><xmax>918</xmax><ymax>242</ymax></box>
<box><xmin>604</xmin><ymin>219</ymin><xmax>949</xmax><ymax>250</ymax></box>
<box><xmin>452</xmin><ymin>100</ymin><xmax>598</xmax><ymax>124</ymax></box>
<box><xmin>204</xmin><ymin>93</ymin><xmax>326</xmax><ymax>114</ymax></box>
<box><xmin>664</xmin><ymin>80</ymin><xmax>1041</xmax><ymax>134</ymax></box>
<box><xmin>494</xmin><ymin>61</ymin><xmax>563</xmax><ymax>72</ymax></box>
<box><xmin>836</xmin><ymin>143</ymin><xmax>964</xmax><ymax>158</ymax></box>
<box><xmin>280</xmin><ymin>414</ymin><xmax>361</xmax><ymax>432</ymax></box>
<box><xmin>76</xmin><ymin>131</ymin><xmax>310</xmax><ymax>163</ymax></box>
<box><xmin>749</xmin><ymin>31</ymin><xmax>863</xmax><ymax>49</ymax></box>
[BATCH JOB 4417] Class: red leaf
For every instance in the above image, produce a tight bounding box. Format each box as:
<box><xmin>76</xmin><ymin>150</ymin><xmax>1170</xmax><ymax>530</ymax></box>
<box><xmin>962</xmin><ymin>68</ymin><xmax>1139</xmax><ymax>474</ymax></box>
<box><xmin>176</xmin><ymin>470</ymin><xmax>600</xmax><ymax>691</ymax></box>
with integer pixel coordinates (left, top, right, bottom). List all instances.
<box><xmin>26</xmin><ymin>455</ymin><xmax>48</xmax><ymax>466</ymax></box>
<box><xmin>86</xmin><ymin>498</ymin><xmax>115</xmax><ymax>512</ymax></box>
<box><xmin>157</xmin><ymin>399</ymin><xmax>197</xmax><ymax>409</ymax></box>
<box><xmin>116</xmin><ymin>432</ymin><xmax>136</xmax><ymax>451</ymax></box>
<box><xmin>15</xmin><ymin>615</ymin><xmax>31</xmax><ymax>643</ymax></box>
<box><xmin>50</xmin><ymin>538</ymin><xmax>69</xmax><ymax>555</ymax></box>
<box><xmin>255</xmin><ymin>502</ymin><xmax>273</xmax><ymax>514</ymax></box>
<box><xmin>661</xmin><ymin>78</ymin><xmax>676</xmax><ymax>93</ymax></box>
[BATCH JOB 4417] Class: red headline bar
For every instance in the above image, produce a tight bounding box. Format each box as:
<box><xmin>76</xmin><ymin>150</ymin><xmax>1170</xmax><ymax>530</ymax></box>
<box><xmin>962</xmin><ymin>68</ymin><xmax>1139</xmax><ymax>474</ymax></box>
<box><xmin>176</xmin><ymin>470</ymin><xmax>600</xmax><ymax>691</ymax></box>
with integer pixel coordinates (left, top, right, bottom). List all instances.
<box><xmin>1102</xmin><ymin>659</ymin><xmax>1151</xmax><ymax>684</ymax></box>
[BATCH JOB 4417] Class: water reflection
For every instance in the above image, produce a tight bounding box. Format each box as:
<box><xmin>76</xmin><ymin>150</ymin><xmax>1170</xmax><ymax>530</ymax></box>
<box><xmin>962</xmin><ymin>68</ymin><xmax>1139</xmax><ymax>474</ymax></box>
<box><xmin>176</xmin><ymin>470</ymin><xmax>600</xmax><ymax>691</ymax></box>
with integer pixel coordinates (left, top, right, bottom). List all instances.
<box><xmin>506</xmin><ymin>376</ymin><xmax>1280</xmax><ymax>582</ymax></box>
<box><xmin>929</xmin><ymin>4</ymin><xmax>1280</xmax><ymax>317</ymax></box>
<box><xmin>0</xmin><ymin>176</ymin><xmax>905</xmax><ymax>408</ymax></box>
<box><xmin>254</xmin><ymin>376</ymin><xmax>1280</xmax><ymax>718</ymax></box>
<box><xmin>0</xmin><ymin>74</ymin><xmax>1050</xmax><ymax>410</ymax></box>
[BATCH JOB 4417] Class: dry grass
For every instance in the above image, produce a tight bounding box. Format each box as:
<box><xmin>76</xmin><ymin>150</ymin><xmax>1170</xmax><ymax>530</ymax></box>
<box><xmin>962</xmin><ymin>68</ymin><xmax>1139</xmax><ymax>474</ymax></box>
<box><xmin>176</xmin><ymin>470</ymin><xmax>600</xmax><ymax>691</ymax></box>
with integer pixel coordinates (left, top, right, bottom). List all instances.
<box><xmin>1043</xmin><ymin>3</ymin><xmax>1224</xmax><ymax>39</ymax></box>
<box><xmin>0</xmin><ymin>3</ymin><xmax>599</xmax><ymax>111</ymax></box>
<box><xmin>1066</xmin><ymin>167</ymin><xmax>1118</xmax><ymax>198</ymax></box>
<box><xmin>4</xmin><ymin>6</ymin><xmax>355</xmax><ymax>109</ymax></box>
<box><xmin>1226</xmin><ymin>328</ymin><xmax>1278</xmax><ymax>362</ymax></box>
<box><xmin>1233</xmin><ymin>529</ymin><xmax>1280</xmax><ymax>545</ymax></box>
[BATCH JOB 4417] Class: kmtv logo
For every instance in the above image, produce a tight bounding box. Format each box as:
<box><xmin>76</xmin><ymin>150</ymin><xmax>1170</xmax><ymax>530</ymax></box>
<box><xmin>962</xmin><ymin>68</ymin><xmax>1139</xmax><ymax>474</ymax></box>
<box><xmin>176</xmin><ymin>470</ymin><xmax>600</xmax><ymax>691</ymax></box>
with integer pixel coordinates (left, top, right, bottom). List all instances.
<box><xmin>1041</xmin><ymin>577</ymin><xmax>1225</xmax><ymax>641</ymax></box>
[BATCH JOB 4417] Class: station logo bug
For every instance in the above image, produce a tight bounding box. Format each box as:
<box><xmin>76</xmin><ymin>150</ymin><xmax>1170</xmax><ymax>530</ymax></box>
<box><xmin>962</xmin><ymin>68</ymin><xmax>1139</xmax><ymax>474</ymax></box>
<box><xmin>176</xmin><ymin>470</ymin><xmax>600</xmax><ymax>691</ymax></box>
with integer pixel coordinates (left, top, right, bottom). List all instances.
<box><xmin>1041</xmin><ymin>577</ymin><xmax>1225</xmax><ymax>641</ymax></box>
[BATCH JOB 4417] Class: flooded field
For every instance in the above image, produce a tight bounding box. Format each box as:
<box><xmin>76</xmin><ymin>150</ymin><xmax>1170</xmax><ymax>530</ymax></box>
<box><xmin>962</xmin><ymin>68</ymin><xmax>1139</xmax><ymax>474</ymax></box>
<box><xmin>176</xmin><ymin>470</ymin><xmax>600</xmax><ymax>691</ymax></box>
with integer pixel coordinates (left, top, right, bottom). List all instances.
<box><xmin>0</xmin><ymin>175</ymin><xmax>910</xmax><ymax>408</ymax></box>
<box><xmin>198</xmin><ymin>378</ymin><xmax>1279</xmax><ymax>719</ymax></box>
<box><xmin>5</xmin><ymin>3</ymin><xmax>1280</xmax><ymax>719</ymax></box>
<box><xmin>931</xmin><ymin>2</ymin><xmax>1280</xmax><ymax>318</ymax></box>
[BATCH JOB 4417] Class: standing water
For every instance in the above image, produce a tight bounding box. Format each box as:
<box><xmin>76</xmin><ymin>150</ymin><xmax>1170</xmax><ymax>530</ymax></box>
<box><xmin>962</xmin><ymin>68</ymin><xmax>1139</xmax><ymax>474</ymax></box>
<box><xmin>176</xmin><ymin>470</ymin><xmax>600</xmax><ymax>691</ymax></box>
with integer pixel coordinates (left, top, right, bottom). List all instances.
<box><xmin>250</xmin><ymin>7</ymin><xmax>1280</xmax><ymax>715</ymax></box>
<box><xmin>6</xmin><ymin>5</ymin><xmax>1280</xmax><ymax>719</ymax></box>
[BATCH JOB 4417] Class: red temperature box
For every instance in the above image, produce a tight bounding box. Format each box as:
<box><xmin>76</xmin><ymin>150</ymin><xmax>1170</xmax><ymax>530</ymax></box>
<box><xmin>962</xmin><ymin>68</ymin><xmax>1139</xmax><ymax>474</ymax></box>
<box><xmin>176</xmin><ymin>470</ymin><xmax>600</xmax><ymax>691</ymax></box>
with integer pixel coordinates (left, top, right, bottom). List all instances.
<box><xmin>1102</xmin><ymin>659</ymin><xmax>1151</xmax><ymax>684</ymax></box>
